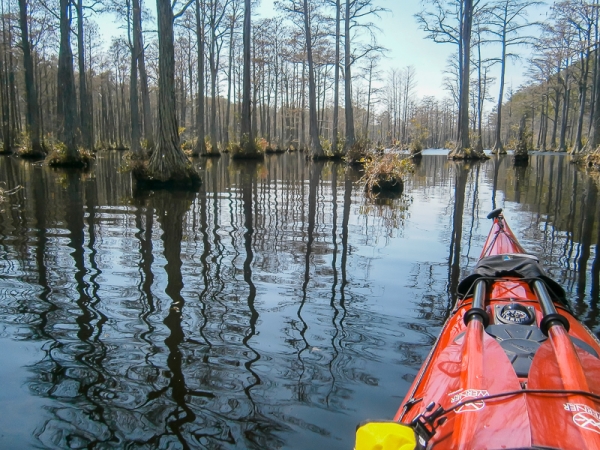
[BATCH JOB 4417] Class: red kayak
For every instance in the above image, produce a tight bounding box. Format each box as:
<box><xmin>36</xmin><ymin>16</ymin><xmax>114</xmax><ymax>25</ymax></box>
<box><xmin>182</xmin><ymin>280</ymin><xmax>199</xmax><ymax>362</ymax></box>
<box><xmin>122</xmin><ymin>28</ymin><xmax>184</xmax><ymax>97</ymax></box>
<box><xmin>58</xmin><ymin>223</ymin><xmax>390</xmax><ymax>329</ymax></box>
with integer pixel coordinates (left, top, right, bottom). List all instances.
<box><xmin>356</xmin><ymin>209</ymin><xmax>600</xmax><ymax>450</ymax></box>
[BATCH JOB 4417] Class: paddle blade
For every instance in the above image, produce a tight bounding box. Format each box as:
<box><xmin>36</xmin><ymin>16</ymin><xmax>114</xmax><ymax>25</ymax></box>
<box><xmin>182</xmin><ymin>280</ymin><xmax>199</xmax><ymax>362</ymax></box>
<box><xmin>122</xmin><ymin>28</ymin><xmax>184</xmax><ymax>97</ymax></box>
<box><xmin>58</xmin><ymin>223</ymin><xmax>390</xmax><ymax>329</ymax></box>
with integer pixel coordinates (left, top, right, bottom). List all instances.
<box><xmin>415</xmin><ymin>330</ymin><xmax>531</xmax><ymax>449</ymax></box>
<box><xmin>528</xmin><ymin>335</ymin><xmax>600</xmax><ymax>450</ymax></box>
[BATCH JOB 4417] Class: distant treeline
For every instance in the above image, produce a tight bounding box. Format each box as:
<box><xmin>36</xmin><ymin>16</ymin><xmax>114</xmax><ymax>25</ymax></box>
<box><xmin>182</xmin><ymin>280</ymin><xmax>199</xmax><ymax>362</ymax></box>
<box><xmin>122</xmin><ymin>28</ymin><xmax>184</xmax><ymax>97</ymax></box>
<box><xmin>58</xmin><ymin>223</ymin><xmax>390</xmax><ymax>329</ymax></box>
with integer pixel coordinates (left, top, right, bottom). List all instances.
<box><xmin>7</xmin><ymin>0</ymin><xmax>600</xmax><ymax>162</ymax></box>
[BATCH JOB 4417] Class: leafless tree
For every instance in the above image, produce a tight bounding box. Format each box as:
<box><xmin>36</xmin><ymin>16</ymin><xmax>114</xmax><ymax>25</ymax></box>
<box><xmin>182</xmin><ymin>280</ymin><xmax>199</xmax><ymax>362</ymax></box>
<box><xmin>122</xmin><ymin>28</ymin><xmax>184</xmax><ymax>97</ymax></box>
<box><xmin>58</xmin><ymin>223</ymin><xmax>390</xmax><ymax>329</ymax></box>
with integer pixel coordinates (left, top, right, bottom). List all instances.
<box><xmin>486</xmin><ymin>0</ymin><xmax>540</xmax><ymax>155</ymax></box>
<box><xmin>18</xmin><ymin>0</ymin><xmax>44</xmax><ymax>156</ymax></box>
<box><xmin>134</xmin><ymin>0</ymin><xmax>200</xmax><ymax>186</ymax></box>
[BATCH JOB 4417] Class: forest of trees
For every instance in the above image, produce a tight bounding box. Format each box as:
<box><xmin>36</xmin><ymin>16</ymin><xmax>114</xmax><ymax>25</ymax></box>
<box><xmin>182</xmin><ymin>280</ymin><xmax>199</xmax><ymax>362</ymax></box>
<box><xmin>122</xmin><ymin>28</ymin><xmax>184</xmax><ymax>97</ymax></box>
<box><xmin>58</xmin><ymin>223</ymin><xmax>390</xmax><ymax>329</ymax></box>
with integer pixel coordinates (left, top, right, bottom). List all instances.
<box><xmin>4</xmin><ymin>0</ymin><xmax>600</xmax><ymax>172</ymax></box>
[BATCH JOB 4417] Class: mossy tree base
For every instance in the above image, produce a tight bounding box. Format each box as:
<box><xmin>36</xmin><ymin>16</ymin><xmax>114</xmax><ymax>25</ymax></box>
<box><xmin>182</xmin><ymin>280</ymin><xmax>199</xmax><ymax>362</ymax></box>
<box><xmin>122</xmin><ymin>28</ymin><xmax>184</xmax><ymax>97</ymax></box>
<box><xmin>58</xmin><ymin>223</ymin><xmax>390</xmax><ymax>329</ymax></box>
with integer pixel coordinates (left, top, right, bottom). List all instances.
<box><xmin>448</xmin><ymin>146</ymin><xmax>489</xmax><ymax>160</ymax></box>
<box><xmin>17</xmin><ymin>143</ymin><xmax>48</xmax><ymax>159</ymax></box>
<box><xmin>361</xmin><ymin>153</ymin><xmax>413</xmax><ymax>195</ymax></box>
<box><xmin>368</xmin><ymin>177</ymin><xmax>404</xmax><ymax>194</ymax></box>
<box><xmin>231</xmin><ymin>152</ymin><xmax>265</xmax><ymax>161</ymax></box>
<box><xmin>46</xmin><ymin>148</ymin><xmax>94</xmax><ymax>169</ymax></box>
<box><xmin>307</xmin><ymin>153</ymin><xmax>344</xmax><ymax>161</ymax></box>
<box><xmin>132</xmin><ymin>160</ymin><xmax>201</xmax><ymax>189</ymax></box>
<box><xmin>231</xmin><ymin>140</ymin><xmax>264</xmax><ymax>160</ymax></box>
<box><xmin>265</xmin><ymin>148</ymin><xmax>286</xmax><ymax>154</ymax></box>
<box><xmin>131</xmin><ymin>154</ymin><xmax>202</xmax><ymax>189</ymax></box>
<box><xmin>585</xmin><ymin>152</ymin><xmax>600</xmax><ymax>170</ymax></box>
<box><xmin>512</xmin><ymin>115</ymin><xmax>529</xmax><ymax>164</ymax></box>
<box><xmin>200</xmin><ymin>151</ymin><xmax>222</xmax><ymax>158</ymax></box>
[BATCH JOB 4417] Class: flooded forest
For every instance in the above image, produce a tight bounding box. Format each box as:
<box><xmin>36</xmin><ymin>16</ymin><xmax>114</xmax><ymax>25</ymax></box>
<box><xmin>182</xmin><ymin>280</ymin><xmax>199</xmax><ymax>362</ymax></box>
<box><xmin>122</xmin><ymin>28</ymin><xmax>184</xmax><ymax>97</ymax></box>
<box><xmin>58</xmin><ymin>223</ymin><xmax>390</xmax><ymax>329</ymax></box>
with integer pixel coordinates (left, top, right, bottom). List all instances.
<box><xmin>6</xmin><ymin>0</ymin><xmax>600</xmax><ymax>160</ymax></box>
<box><xmin>2</xmin><ymin>0</ymin><xmax>600</xmax><ymax>448</ymax></box>
<box><xmin>0</xmin><ymin>152</ymin><xmax>599</xmax><ymax>449</ymax></box>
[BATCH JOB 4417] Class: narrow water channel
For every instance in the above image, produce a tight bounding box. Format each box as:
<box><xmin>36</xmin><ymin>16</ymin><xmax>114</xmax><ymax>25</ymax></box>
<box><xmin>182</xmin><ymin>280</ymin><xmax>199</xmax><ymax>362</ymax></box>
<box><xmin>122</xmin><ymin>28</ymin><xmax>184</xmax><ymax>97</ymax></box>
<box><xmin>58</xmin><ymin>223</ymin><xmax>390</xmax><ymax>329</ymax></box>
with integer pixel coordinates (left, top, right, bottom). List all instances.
<box><xmin>0</xmin><ymin>151</ymin><xmax>598</xmax><ymax>449</ymax></box>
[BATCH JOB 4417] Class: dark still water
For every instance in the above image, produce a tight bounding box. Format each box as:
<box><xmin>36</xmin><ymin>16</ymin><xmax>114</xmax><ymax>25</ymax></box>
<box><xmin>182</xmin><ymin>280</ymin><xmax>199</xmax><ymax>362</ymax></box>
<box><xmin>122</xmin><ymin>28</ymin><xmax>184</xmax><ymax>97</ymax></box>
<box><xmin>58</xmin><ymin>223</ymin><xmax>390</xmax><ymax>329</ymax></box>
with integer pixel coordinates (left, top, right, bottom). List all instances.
<box><xmin>0</xmin><ymin>151</ymin><xmax>598</xmax><ymax>449</ymax></box>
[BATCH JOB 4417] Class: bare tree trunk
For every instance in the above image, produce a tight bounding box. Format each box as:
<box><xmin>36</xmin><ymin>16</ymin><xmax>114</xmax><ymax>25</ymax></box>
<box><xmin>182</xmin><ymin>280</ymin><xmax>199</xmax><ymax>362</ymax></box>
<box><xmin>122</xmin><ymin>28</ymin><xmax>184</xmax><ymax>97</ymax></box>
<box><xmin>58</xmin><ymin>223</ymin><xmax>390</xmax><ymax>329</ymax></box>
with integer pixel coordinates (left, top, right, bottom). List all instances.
<box><xmin>137</xmin><ymin>0</ymin><xmax>200</xmax><ymax>186</ymax></box>
<box><xmin>233</xmin><ymin>45</ymin><xmax>239</xmax><ymax>140</ymax></box>
<box><xmin>550</xmin><ymin>87</ymin><xmax>560</xmax><ymax>149</ymax></box>
<box><xmin>586</xmin><ymin>53</ymin><xmax>600</xmax><ymax>154</ymax></box>
<box><xmin>194</xmin><ymin>0</ymin><xmax>206</xmax><ymax>156</ymax></box>
<box><xmin>209</xmin><ymin>1</ymin><xmax>220</xmax><ymax>154</ymax></box>
<box><xmin>475</xmin><ymin>45</ymin><xmax>484</xmax><ymax>153</ymax></box>
<box><xmin>558</xmin><ymin>75</ymin><xmax>570</xmax><ymax>152</ymax></box>
<box><xmin>300</xmin><ymin>60</ymin><xmax>306</xmax><ymax>150</ymax></box>
<box><xmin>188</xmin><ymin>41</ymin><xmax>194</xmax><ymax>136</ymax></box>
<box><xmin>251</xmin><ymin>37</ymin><xmax>258</xmax><ymax>139</ymax></box>
<box><xmin>130</xmin><ymin>0</ymin><xmax>142</xmax><ymax>156</ymax></box>
<box><xmin>135</xmin><ymin>0</ymin><xmax>153</xmax><ymax>150</ymax></box>
<box><xmin>76</xmin><ymin>0</ymin><xmax>93</xmax><ymax>150</ymax></box>
<box><xmin>265</xmin><ymin>63</ymin><xmax>271</xmax><ymax>141</ymax></box>
<box><xmin>365</xmin><ymin>58</ymin><xmax>373</xmax><ymax>139</ymax></box>
<box><xmin>239</xmin><ymin>0</ymin><xmax>254</xmax><ymax>153</ymax></box>
<box><xmin>225</xmin><ymin>14</ymin><xmax>234</xmax><ymax>144</ymax></box>
<box><xmin>56</xmin><ymin>0</ymin><xmax>79</xmax><ymax>158</ymax></box>
<box><xmin>0</xmin><ymin>14</ymin><xmax>10</xmax><ymax>154</ymax></box>
<box><xmin>7</xmin><ymin>21</ymin><xmax>18</xmax><ymax>144</ymax></box>
<box><xmin>344</xmin><ymin>0</ymin><xmax>354</xmax><ymax>152</ymax></box>
<box><xmin>303</xmin><ymin>0</ymin><xmax>324</xmax><ymax>158</ymax></box>
<box><xmin>180</xmin><ymin>70</ymin><xmax>187</xmax><ymax>129</ymax></box>
<box><xmin>273</xmin><ymin>44</ymin><xmax>278</xmax><ymax>145</ymax></box>
<box><xmin>572</xmin><ymin>55</ymin><xmax>590</xmax><ymax>155</ymax></box>
<box><xmin>449</xmin><ymin>0</ymin><xmax>486</xmax><ymax>160</ymax></box>
<box><xmin>332</xmin><ymin>0</ymin><xmax>341</xmax><ymax>154</ymax></box>
<box><xmin>18</xmin><ymin>0</ymin><xmax>43</xmax><ymax>156</ymax></box>
<box><xmin>234</xmin><ymin>0</ymin><xmax>259</xmax><ymax>158</ymax></box>
<box><xmin>491</xmin><ymin>27</ymin><xmax>507</xmax><ymax>154</ymax></box>
<box><xmin>115</xmin><ymin>68</ymin><xmax>122</xmax><ymax>147</ymax></box>
<box><xmin>541</xmin><ymin>93</ymin><xmax>549</xmax><ymax>151</ymax></box>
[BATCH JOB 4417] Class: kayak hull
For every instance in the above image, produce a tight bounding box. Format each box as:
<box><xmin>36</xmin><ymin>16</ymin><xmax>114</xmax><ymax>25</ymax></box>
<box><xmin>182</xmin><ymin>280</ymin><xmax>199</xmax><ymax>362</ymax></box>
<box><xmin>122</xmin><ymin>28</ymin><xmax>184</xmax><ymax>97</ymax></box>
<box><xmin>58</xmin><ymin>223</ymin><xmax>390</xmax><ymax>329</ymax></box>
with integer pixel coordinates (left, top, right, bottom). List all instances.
<box><xmin>392</xmin><ymin>213</ymin><xmax>600</xmax><ymax>449</ymax></box>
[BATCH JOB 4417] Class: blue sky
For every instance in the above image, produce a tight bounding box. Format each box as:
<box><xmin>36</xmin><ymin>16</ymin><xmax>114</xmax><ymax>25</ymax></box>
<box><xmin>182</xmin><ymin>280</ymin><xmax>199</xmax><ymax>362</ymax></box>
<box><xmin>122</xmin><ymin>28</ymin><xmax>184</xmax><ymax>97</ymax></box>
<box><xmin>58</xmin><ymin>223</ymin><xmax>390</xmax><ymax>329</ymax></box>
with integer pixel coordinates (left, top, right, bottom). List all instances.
<box><xmin>255</xmin><ymin>0</ymin><xmax>456</xmax><ymax>97</ymax></box>
<box><xmin>256</xmin><ymin>0</ymin><xmax>546</xmax><ymax>101</ymax></box>
<box><xmin>97</xmin><ymin>0</ymin><xmax>547</xmax><ymax>104</ymax></box>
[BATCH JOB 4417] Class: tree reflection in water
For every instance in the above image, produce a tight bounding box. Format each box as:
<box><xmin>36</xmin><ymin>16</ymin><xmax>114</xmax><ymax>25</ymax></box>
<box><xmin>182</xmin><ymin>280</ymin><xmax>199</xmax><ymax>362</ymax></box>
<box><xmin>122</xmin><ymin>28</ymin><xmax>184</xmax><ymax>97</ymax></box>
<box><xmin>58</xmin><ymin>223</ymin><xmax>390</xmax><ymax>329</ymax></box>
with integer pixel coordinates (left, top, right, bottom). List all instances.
<box><xmin>0</xmin><ymin>152</ymin><xmax>598</xmax><ymax>449</ymax></box>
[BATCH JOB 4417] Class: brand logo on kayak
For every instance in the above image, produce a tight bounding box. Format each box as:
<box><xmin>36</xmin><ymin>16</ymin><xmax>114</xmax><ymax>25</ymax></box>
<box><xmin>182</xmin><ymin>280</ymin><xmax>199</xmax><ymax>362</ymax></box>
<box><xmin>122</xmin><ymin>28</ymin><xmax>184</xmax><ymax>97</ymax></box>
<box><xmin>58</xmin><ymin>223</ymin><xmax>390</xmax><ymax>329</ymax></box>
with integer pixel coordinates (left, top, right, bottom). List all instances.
<box><xmin>450</xmin><ymin>389</ymin><xmax>489</xmax><ymax>412</ymax></box>
<box><xmin>565</xmin><ymin>403</ymin><xmax>600</xmax><ymax>434</ymax></box>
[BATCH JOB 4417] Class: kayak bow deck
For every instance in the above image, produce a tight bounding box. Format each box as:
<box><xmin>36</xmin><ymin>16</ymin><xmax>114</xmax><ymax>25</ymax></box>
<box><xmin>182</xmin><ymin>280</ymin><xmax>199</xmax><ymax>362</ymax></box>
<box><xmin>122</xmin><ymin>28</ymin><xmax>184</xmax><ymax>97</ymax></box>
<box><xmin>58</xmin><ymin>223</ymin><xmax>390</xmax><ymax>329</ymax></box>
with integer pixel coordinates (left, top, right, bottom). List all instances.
<box><xmin>356</xmin><ymin>209</ymin><xmax>600</xmax><ymax>450</ymax></box>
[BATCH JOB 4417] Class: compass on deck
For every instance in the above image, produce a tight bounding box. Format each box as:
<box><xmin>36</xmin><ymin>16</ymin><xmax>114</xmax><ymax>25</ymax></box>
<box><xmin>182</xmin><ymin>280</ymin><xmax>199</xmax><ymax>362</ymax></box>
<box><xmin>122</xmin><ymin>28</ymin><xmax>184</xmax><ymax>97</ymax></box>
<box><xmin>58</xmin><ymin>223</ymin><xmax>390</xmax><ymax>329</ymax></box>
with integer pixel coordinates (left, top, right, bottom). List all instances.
<box><xmin>497</xmin><ymin>303</ymin><xmax>535</xmax><ymax>325</ymax></box>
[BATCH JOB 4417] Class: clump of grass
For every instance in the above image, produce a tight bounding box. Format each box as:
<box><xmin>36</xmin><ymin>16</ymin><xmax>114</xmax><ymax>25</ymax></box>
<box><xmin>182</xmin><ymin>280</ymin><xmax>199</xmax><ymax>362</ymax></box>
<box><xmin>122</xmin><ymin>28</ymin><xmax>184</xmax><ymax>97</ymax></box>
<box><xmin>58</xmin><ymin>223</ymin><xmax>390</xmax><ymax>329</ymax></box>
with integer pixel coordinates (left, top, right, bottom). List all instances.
<box><xmin>120</xmin><ymin>150</ymin><xmax>147</xmax><ymax>174</ymax></box>
<box><xmin>409</xmin><ymin>139</ymin><xmax>423</xmax><ymax>156</ymax></box>
<box><xmin>181</xmin><ymin>137</ymin><xmax>197</xmax><ymax>156</ymax></box>
<box><xmin>203</xmin><ymin>136</ymin><xmax>221</xmax><ymax>156</ymax></box>
<box><xmin>46</xmin><ymin>141</ymin><xmax>94</xmax><ymax>169</ymax></box>
<box><xmin>131</xmin><ymin>159</ymin><xmax>201</xmax><ymax>189</ymax></box>
<box><xmin>345</xmin><ymin>137</ymin><xmax>372</xmax><ymax>165</ymax></box>
<box><xmin>230</xmin><ymin>135</ymin><xmax>265</xmax><ymax>160</ymax></box>
<box><xmin>361</xmin><ymin>153</ymin><xmax>414</xmax><ymax>194</ymax></box>
<box><xmin>444</xmin><ymin>140</ymin><xmax>456</xmax><ymax>150</ymax></box>
<box><xmin>16</xmin><ymin>134</ymin><xmax>48</xmax><ymax>159</ymax></box>
<box><xmin>586</xmin><ymin>150</ymin><xmax>600</xmax><ymax>170</ymax></box>
<box><xmin>321</xmin><ymin>134</ymin><xmax>345</xmax><ymax>158</ymax></box>
<box><xmin>265</xmin><ymin>140</ymin><xmax>286</xmax><ymax>154</ymax></box>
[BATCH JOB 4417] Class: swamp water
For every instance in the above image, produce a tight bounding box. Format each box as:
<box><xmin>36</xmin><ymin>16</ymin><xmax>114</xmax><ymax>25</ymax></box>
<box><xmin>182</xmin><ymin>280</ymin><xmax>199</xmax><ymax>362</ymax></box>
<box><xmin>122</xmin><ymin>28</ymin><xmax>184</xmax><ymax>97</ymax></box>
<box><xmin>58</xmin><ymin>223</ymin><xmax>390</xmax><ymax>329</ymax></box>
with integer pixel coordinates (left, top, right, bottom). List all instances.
<box><xmin>0</xmin><ymin>150</ymin><xmax>598</xmax><ymax>449</ymax></box>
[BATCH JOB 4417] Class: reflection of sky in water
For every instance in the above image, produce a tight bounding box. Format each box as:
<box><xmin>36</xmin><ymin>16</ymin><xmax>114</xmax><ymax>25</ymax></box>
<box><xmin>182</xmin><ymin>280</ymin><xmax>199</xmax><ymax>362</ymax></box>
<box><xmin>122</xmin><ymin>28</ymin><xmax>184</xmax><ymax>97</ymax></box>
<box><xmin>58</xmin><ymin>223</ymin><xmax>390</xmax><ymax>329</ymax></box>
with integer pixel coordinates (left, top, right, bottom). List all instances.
<box><xmin>0</xmin><ymin>152</ymin><xmax>598</xmax><ymax>449</ymax></box>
